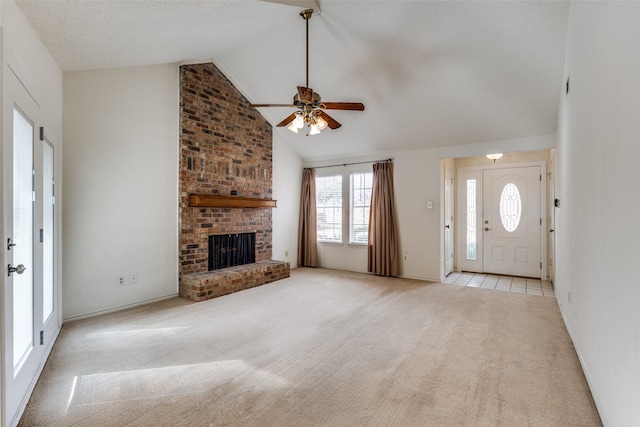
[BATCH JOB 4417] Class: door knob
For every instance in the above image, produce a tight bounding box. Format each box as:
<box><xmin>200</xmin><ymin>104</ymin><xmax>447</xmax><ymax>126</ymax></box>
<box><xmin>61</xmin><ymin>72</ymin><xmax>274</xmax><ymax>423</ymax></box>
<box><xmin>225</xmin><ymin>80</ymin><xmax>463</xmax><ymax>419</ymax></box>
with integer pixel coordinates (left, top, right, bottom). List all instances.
<box><xmin>7</xmin><ymin>264</ymin><xmax>26</xmax><ymax>276</ymax></box>
<box><xmin>484</xmin><ymin>227</ymin><xmax>492</xmax><ymax>231</ymax></box>
<box><xmin>445</xmin><ymin>225</ymin><xmax>450</xmax><ymax>229</ymax></box>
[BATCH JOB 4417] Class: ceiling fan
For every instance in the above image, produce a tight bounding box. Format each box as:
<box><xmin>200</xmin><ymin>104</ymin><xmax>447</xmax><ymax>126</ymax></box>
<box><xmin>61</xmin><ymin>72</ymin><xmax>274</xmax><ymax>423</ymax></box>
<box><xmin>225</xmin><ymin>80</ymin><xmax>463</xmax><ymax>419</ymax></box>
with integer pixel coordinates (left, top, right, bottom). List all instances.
<box><xmin>250</xmin><ymin>9</ymin><xmax>365</xmax><ymax>136</ymax></box>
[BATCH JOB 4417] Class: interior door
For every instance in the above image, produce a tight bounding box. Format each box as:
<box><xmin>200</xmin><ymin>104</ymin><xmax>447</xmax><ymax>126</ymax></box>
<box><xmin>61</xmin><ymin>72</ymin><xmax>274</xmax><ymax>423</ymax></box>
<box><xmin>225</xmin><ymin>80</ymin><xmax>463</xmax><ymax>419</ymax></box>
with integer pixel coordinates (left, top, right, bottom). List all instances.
<box><xmin>482</xmin><ymin>166</ymin><xmax>542</xmax><ymax>278</ymax></box>
<box><xmin>3</xmin><ymin>66</ymin><xmax>60</xmax><ymax>427</ymax></box>
<box><xmin>444</xmin><ymin>163</ymin><xmax>454</xmax><ymax>276</ymax></box>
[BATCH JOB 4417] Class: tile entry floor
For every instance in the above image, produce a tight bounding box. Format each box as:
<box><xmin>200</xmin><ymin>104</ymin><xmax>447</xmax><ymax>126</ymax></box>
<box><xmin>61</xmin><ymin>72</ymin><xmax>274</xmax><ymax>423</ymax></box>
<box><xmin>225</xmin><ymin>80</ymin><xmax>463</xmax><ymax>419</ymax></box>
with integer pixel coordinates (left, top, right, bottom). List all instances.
<box><xmin>444</xmin><ymin>272</ymin><xmax>555</xmax><ymax>297</ymax></box>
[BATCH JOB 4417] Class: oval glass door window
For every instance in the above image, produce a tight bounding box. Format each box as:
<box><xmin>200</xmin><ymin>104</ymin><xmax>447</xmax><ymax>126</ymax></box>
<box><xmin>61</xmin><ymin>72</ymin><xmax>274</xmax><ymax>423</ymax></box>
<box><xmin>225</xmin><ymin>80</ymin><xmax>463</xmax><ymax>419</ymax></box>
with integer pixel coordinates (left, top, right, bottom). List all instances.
<box><xmin>500</xmin><ymin>183</ymin><xmax>521</xmax><ymax>232</ymax></box>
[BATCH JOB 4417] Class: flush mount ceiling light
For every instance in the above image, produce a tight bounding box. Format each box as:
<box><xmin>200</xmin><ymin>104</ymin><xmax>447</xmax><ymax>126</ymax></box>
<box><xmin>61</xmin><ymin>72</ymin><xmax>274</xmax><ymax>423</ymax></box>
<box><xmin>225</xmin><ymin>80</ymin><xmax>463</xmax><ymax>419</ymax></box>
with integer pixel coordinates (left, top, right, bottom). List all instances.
<box><xmin>486</xmin><ymin>153</ymin><xmax>504</xmax><ymax>162</ymax></box>
<box><xmin>251</xmin><ymin>9</ymin><xmax>364</xmax><ymax>136</ymax></box>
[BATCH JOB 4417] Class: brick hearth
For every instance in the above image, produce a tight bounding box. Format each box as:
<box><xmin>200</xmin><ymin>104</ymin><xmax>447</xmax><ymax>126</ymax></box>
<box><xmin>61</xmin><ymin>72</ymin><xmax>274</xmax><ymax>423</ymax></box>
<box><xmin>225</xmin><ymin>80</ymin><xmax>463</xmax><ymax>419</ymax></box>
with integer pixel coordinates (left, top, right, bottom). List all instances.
<box><xmin>179</xmin><ymin>260</ymin><xmax>290</xmax><ymax>302</ymax></box>
<box><xmin>179</xmin><ymin>63</ymin><xmax>289</xmax><ymax>302</ymax></box>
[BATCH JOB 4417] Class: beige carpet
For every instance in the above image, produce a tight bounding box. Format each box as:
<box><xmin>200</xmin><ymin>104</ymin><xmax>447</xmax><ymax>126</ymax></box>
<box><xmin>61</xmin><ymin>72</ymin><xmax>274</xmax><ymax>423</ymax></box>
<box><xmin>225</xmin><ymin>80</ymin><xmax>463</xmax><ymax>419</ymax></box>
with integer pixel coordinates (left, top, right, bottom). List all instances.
<box><xmin>19</xmin><ymin>268</ymin><xmax>601</xmax><ymax>426</ymax></box>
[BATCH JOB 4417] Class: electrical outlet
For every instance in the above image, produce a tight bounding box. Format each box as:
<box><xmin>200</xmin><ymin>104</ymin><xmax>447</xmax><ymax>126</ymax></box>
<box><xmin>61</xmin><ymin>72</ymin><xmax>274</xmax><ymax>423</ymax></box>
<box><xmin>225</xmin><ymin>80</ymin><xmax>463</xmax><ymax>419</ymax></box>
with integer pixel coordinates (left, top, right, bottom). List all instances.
<box><xmin>285</xmin><ymin>250</ymin><xmax>289</xmax><ymax>257</ymax></box>
<box><xmin>403</xmin><ymin>255</ymin><xmax>408</xmax><ymax>261</ymax></box>
<box><xmin>129</xmin><ymin>273</ymin><xmax>137</xmax><ymax>285</ymax></box>
<box><xmin>117</xmin><ymin>276</ymin><xmax>126</xmax><ymax>286</ymax></box>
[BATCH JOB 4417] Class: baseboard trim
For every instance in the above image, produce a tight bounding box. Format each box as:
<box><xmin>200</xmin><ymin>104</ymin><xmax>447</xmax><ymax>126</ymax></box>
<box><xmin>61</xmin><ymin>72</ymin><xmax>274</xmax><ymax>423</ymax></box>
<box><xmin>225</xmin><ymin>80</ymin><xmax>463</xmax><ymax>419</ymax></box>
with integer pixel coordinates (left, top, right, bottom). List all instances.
<box><xmin>557</xmin><ymin>300</ymin><xmax>607</xmax><ymax>426</ymax></box>
<box><xmin>63</xmin><ymin>293</ymin><xmax>179</xmax><ymax>322</ymax></box>
<box><xmin>312</xmin><ymin>265</ymin><xmax>437</xmax><ymax>283</ymax></box>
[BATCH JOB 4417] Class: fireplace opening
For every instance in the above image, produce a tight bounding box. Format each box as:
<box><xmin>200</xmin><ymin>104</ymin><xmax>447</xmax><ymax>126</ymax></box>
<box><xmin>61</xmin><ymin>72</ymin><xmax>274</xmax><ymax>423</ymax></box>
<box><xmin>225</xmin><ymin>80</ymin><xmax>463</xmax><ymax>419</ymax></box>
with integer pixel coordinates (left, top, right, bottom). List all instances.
<box><xmin>208</xmin><ymin>233</ymin><xmax>256</xmax><ymax>271</ymax></box>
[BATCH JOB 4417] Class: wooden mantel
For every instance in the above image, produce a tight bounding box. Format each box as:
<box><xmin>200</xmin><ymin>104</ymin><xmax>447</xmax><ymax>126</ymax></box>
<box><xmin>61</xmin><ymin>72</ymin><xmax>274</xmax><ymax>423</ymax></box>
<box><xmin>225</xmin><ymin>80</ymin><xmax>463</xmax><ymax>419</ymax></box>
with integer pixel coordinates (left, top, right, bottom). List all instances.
<box><xmin>188</xmin><ymin>194</ymin><xmax>277</xmax><ymax>208</ymax></box>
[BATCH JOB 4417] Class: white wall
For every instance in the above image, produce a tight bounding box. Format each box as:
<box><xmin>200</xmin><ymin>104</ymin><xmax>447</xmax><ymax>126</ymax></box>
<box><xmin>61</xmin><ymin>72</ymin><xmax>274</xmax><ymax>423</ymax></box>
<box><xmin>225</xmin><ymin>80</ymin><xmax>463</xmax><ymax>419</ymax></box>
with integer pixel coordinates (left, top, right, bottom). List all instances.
<box><xmin>272</xmin><ymin>133</ymin><xmax>302</xmax><ymax>267</ymax></box>
<box><xmin>0</xmin><ymin>1</ymin><xmax>63</xmax><ymax>130</ymax></box>
<box><xmin>63</xmin><ymin>64</ymin><xmax>179</xmax><ymax>319</ymax></box>
<box><xmin>556</xmin><ymin>2</ymin><xmax>640</xmax><ymax>425</ymax></box>
<box><xmin>395</xmin><ymin>148</ymin><xmax>442</xmax><ymax>280</ymax></box>
<box><xmin>453</xmin><ymin>150</ymin><xmax>550</xmax><ymax>169</ymax></box>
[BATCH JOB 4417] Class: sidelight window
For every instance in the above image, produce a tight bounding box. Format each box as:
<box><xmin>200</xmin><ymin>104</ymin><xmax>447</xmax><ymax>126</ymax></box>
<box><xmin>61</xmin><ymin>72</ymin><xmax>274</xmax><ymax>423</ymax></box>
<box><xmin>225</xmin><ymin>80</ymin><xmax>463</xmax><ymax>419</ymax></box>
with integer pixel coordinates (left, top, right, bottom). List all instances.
<box><xmin>466</xmin><ymin>179</ymin><xmax>477</xmax><ymax>260</ymax></box>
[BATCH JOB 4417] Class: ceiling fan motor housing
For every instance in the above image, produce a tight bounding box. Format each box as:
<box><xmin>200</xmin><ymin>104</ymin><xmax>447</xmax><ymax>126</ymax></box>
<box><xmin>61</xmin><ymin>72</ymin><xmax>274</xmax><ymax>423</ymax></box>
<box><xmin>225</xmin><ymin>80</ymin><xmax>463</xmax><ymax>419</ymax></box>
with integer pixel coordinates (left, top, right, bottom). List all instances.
<box><xmin>293</xmin><ymin>91</ymin><xmax>322</xmax><ymax>108</ymax></box>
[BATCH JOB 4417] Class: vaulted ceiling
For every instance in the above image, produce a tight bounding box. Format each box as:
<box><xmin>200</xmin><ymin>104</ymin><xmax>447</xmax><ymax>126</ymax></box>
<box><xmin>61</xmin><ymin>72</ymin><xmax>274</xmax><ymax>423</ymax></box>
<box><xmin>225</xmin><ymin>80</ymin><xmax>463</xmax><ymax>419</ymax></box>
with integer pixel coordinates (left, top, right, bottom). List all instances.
<box><xmin>17</xmin><ymin>0</ymin><xmax>569</xmax><ymax>162</ymax></box>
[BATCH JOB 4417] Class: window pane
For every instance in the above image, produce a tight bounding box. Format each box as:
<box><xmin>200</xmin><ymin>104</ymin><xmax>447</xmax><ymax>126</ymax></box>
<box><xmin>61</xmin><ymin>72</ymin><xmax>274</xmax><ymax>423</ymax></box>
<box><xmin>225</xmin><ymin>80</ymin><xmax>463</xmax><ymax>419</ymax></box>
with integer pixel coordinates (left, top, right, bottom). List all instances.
<box><xmin>500</xmin><ymin>183</ymin><xmax>522</xmax><ymax>232</ymax></box>
<box><xmin>466</xmin><ymin>179</ymin><xmax>477</xmax><ymax>260</ymax></box>
<box><xmin>13</xmin><ymin>107</ymin><xmax>34</xmax><ymax>369</ymax></box>
<box><xmin>316</xmin><ymin>174</ymin><xmax>342</xmax><ymax>242</ymax></box>
<box><xmin>43</xmin><ymin>141</ymin><xmax>55</xmax><ymax>322</ymax></box>
<box><xmin>350</xmin><ymin>171</ymin><xmax>373</xmax><ymax>244</ymax></box>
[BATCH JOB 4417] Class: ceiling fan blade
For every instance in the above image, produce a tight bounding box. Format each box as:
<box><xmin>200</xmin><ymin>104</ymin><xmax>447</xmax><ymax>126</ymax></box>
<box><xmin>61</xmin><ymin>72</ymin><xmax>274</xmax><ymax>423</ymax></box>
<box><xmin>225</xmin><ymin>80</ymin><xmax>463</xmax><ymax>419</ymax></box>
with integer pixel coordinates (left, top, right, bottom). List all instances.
<box><xmin>276</xmin><ymin>113</ymin><xmax>298</xmax><ymax>127</ymax></box>
<box><xmin>250</xmin><ymin>104</ymin><xmax>295</xmax><ymax>108</ymax></box>
<box><xmin>318</xmin><ymin>111</ymin><xmax>342</xmax><ymax>129</ymax></box>
<box><xmin>297</xmin><ymin>86</ymin><xmax>314</xmax><ymax>104</ymax></box>
<box><xmin>321</xmin><ymin>102</ymin><xmax>365</xmax><ymax>111</ymax></box>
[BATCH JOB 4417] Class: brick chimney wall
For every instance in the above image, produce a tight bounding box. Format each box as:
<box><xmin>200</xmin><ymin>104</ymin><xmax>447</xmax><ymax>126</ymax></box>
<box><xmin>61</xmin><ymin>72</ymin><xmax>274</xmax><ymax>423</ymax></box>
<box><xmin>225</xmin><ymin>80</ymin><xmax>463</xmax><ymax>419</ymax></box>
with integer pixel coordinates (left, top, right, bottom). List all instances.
<box><xmin>179</xmin><ymin>63</ymin><xmax>273</xmax><ymax>278</ymax></box>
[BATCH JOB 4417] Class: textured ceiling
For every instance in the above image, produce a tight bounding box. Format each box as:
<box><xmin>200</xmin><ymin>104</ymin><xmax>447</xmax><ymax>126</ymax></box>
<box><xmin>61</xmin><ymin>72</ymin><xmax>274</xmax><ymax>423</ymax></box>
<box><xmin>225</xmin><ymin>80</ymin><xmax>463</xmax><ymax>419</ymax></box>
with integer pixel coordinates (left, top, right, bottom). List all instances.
<box><xmin>17</xmin><ymin>0</ymin><xmax>569</xmax><ymax>162</ymax></box>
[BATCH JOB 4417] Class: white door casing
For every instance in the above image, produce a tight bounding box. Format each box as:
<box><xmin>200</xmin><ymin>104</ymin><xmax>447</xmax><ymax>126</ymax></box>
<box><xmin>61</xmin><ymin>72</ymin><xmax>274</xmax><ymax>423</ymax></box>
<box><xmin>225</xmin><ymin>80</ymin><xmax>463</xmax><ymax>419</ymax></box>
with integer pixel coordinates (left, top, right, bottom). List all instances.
<box><xmin>444</xmin><ymin>163</ymin><xmax>454</xmax><ymax>276</ymax></box>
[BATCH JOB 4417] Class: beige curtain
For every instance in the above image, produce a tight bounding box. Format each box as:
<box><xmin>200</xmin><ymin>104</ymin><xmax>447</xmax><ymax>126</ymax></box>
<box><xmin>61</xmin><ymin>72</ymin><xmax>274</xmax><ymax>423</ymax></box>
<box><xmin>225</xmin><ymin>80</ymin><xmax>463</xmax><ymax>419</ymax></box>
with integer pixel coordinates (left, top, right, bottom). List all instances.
<box><xmin>297</xmin><ymin>168</ymin><xmax>318</xmax><ymax>267</ymax></box>
<box><xmin>368</xmin><ymin>162</ymin><xmax>399</xmax><ymax>276</ymax></box>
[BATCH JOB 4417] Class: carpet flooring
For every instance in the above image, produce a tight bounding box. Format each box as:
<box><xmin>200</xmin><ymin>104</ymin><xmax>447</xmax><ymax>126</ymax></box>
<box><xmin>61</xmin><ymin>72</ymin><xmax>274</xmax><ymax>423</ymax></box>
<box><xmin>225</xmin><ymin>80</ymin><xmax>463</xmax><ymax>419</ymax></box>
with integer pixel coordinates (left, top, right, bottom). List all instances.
<box><xmin>19</xmin><ymin>268</ymin><xmax>601</xmax><ymax>426</ymax></box>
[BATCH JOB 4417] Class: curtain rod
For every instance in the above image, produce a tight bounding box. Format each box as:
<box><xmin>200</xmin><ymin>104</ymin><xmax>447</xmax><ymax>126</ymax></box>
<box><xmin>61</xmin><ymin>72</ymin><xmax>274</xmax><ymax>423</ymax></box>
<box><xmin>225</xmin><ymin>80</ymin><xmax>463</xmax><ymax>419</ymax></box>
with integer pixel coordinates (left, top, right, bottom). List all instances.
<box><xmin>305</xmin><ymin>158</ymin><xmax>392</xmax><ymax>170</ymax></box>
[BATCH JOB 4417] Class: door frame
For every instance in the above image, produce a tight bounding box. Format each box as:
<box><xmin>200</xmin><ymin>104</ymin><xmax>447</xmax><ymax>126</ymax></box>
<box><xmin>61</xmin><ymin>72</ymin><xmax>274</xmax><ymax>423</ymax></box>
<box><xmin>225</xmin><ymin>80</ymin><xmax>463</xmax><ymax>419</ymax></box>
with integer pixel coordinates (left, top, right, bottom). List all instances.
<box><xmin>455</xmin><ymin>161</ymin><xmax>547</xmax><ymax>279</ymax></box>
<box><xmin>443</xmin><ymin>160</ymin><xmax>454</xmax><ymax>276</ymax></box>
<box><xmin>2</xmin><ymin>62</ymin><xmax>62</xmax><ymax>427</ymax></box>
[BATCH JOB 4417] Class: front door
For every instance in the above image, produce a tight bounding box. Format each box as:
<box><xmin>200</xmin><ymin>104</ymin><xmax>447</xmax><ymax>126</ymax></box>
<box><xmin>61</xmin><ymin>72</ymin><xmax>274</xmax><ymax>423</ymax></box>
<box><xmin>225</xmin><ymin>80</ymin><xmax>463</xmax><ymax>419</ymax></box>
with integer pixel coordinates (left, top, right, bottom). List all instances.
<box><xmin>482</xmin><ymin>166</ymin><xmax>542</xmax><ymax>277</ymax></box>
<box><xmin>3</xmin><ymin>66</ymin><xmax>60</xmax><ymax>427</ymax></box>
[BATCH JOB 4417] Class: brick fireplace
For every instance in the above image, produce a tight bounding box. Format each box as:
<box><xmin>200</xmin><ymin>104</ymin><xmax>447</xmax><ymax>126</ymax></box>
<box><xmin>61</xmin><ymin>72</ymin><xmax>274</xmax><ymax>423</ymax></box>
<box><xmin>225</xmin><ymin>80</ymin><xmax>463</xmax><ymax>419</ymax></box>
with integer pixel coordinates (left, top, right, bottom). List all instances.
<box><xmin>178</xmin><ymin>63</ymin><xmax>289</xmax><ymax>302</ymax></box>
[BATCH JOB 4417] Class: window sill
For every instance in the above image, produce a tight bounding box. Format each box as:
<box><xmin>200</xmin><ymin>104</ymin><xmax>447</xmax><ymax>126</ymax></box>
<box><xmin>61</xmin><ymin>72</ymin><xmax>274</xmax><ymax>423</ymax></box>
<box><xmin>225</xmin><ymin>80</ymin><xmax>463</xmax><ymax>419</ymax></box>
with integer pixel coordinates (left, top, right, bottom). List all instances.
<box><xmin>348</xmin><ymin>242</ymin><xmax>368</xmax><ymax>247</ymax></box>
<box><xmin>317</xmin><ymin>240</ymin><xmax>344</xmax><ymax>246</ymax></box>
<box><xmin>316</xmin><ymin>241</ymin><xmax>368</xmax><ymax>248</ymax></box>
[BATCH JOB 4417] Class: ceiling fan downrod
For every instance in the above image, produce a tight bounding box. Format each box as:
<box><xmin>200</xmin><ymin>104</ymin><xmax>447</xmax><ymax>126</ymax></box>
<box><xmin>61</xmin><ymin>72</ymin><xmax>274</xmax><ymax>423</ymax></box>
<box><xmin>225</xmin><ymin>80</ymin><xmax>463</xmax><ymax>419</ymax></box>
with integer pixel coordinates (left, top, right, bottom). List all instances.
<box><xmin>300</xmin><ymin>9</ymin><xmax>313</xmax><ymax>89</ymax></box>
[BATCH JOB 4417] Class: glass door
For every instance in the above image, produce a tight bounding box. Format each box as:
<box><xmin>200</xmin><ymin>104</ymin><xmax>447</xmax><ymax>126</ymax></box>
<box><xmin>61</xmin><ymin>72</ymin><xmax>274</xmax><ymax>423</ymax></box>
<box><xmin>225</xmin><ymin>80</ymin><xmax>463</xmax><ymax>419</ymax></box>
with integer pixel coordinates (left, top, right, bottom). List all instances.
<box><xmin>3</xmin><ymin>66</ymin><xmax>60</xmax><ymax>427</ymax></box>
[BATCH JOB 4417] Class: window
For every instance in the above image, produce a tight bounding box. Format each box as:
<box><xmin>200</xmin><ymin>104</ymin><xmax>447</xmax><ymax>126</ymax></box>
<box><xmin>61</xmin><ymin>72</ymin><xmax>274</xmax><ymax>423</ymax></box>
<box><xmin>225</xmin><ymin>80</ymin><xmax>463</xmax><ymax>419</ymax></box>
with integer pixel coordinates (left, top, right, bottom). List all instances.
<box><xmin>315</xmin><ymin>170</ymin><xmax>373</xmax><ymax>244</ymax></box>
<box><xmin>350</xmin><ymin>171</ymin><xmax>373</xmax><ymax>244</ymax></box>
<box><xmin>466</xmin><ymin>179</ymin><xmax>477</xmax><ymax>260</ymax></box>
<box><xmin>500</xmin><ymin>183</ymin><xmax>522</xmax><ymax>232</ymax></box>
<box><xmin>316</xmin><ymin>174</ymin><xmax>342</xmax><ymax>242</ymax></box>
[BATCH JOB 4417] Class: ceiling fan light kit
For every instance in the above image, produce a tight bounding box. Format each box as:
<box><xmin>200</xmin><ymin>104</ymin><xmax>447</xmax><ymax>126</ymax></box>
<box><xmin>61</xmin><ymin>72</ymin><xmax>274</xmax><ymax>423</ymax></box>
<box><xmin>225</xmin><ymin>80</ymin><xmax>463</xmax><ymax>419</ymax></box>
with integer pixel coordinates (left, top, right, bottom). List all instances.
<box><xmin>251</xmin><ymin>8</ymin><xmax>364</xmax><ymax>136</ymax></box>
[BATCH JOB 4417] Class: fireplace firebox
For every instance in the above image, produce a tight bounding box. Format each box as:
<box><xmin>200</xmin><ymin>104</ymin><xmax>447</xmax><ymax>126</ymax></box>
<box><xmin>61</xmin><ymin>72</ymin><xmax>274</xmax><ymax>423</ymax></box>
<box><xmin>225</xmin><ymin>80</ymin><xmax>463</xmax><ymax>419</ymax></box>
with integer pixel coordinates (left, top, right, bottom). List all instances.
<box><xmin>208</xmin><ymin>233</ymin><xmax>256</xmax><ymax>271</ymax></box>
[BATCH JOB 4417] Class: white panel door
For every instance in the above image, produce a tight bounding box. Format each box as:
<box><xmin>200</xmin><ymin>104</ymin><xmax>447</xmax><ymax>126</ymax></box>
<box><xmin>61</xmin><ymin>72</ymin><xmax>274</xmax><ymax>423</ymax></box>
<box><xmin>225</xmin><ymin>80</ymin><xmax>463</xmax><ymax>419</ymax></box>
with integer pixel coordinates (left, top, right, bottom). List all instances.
<box><xmin>482</xmin><ymin>166</ymin><xmax>542</xmax><ymax>277</ymax></box>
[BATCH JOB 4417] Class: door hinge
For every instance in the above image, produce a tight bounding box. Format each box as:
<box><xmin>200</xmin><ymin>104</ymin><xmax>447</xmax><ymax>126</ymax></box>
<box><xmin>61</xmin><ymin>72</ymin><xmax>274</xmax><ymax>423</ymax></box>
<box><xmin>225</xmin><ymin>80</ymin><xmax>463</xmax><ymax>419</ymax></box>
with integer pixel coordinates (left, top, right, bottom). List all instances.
<box><xmin>540</xmin><ymin>218</ymin><xmax>542</xmax><ymax>226</ymax></box>
<box><xmin>40</xmin><ymin>331</ymin><xmax>44</xmax><ymax>345</ymax></box>
<box><xmin>540</xmin><ymin>174</ymin><xmax>542</xmax><ymax>182</ymax></box>
<box><xmin>540</xmin><ymin>262</ymin><xmax>543</xmax><ymax>269</ymax></box>
<box><xmin>40</xmin><ymin>229</ymin><xmax>44</xmax><ymax>243</ymax></box>
<box><xmin>39</xmin><ymin>127</ymin><xmax>44</xmax><ymax>141</ymax></box>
